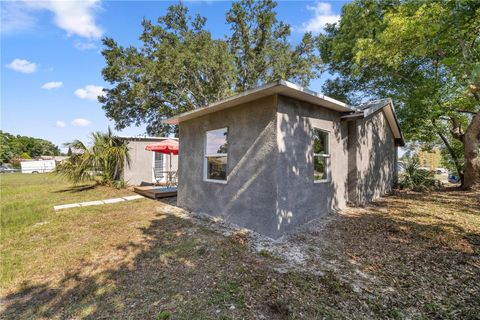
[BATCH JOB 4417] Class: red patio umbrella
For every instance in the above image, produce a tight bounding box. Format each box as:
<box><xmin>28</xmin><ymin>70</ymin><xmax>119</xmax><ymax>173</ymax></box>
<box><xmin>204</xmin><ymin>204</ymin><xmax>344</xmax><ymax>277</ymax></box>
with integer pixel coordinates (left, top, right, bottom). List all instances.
<box><xmin>145</xmin><ymin>139</ymin><xmax>179</xmax><ymax>155</ymax></box>
<box><xmin>145</xmin><ymin>139</ymin><xmax>179</xmax><ymax>172</ymax></box>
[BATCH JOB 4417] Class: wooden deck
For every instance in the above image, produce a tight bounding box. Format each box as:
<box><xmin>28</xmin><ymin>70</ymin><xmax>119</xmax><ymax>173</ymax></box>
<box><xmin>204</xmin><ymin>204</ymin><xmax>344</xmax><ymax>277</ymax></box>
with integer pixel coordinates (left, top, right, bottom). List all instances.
<box><xmin>133</xmin><ymin>186</ymin><xmax>177</xmax><ymax>199</ymax></box>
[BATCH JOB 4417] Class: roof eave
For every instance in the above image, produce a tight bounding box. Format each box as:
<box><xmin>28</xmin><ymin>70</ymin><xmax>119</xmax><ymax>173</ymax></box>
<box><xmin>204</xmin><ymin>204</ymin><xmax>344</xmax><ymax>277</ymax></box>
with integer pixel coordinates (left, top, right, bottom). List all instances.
<box><xmin>345</xmin><ymin>99</ymin><xmax>406</xmax><ymax>146</ymax></box>
<box><xmin>163</xmin><ymin>80</ymin><xmax>353</xmax><ymax>125</ymax></box>
<box><xmin>118</xmin><ymin>136</ymin><xmax>178</xmax><ymax>141</ymax></box>
<box><xmin>388</xmin><ymin>104</ymin><xmax>406</xmax><ymax>146</ymax></box>
<box><xmin>370</xmin><ymin>100</ymin><xmax>405</xmax><ymax>146</ymax></box>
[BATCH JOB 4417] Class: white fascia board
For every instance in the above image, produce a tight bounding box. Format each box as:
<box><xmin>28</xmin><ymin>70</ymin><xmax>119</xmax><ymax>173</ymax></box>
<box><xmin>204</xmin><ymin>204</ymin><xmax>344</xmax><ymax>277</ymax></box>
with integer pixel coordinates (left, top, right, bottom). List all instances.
<box><xmin>382</xmin><ymin>103</ymin><xmax>405</xmax><ymax>145</ymax></box>
<box><xmin>118</xmin><ymin>136</ymin><xmax>178</xmax><ymax>140</ymax></box>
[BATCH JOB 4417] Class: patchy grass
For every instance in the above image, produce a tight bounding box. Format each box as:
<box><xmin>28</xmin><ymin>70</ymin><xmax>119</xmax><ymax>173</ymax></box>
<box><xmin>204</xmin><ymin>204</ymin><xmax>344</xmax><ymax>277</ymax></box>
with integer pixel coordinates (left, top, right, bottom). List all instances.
<box><xmin>1</xmin><ymin>174</ymin><xmax>479</xmax><ymax>319</ymax></box>
<box><xmin>300</xmin><ymin>188</ymin><xmax>480</xmax><ymax>319</ymax></box>
<box><xmin>0</xmin><ymin>173</ymin><xmax>138</xmax><ymax>290</ymax></box>
<box><xmin>1</xmin><ymin>173</ymin><xmax>134</xmax><ymax>238</ymax></box>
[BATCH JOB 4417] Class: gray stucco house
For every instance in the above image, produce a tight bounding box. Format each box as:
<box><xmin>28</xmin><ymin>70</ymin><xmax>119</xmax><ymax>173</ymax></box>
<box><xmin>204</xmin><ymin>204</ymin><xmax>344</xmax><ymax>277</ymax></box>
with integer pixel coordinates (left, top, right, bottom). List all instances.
<box><xmin>119</xmin><ymin>136</ymin><xmax>178</xmax><ymax>186</ymax></box>
<box><xmin>164</xmin><ymin>80</ymin><xmax>404</xmax><ymax>238</ymax></box>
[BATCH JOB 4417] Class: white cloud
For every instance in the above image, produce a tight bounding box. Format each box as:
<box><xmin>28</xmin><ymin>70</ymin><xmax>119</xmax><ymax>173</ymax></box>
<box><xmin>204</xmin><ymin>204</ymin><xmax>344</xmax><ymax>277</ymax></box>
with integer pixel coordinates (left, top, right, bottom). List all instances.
<box><xmin>42</xmin><ymin>81</ymin><xmax>64</xmax><ymax>89</ymax></box>
<box><xmin>74</xmin><ymin>85</ymin><xmax>104</xmax><ymax>100</ymax></box>
<box><xmin>1</xmin><ymin>0</ymin><xmax>103</xmax><ymax>39</ymax></box>
<box><xmin>0</xmin><ymin>1</ymin><xmax>37</xmax><ymax>33</ymax></box>
<box><xmin>71</xmin><ymin>118</ymin><xmax>92</xmax><ymax>127</ymax></box>
<box><xmin>6</xmin><ymin>59</ymin><xmax>37</xmax><ymax>73</ymax></box>
<box><xmin>301</xmin><ymin>2</ymin><xmax>340</xmax><ymax>33</ymax></box>
<box><xmin>56</xmin><ymin>121</ymin><xmax>67</xmax><ymax>128</ymax></box>
<box><xmin>73</xmin><ymin>40</ymin><xmax>97</xmax><ymax>50</ymax></box>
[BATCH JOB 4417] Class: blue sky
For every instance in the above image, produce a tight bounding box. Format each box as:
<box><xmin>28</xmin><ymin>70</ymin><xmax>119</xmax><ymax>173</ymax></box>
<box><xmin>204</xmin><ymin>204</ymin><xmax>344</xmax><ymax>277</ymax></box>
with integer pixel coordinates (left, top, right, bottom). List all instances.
<box><xmin>1</xmin><ymin>0</ymin><xmax>347</xmax><ymax>151</ymax></box>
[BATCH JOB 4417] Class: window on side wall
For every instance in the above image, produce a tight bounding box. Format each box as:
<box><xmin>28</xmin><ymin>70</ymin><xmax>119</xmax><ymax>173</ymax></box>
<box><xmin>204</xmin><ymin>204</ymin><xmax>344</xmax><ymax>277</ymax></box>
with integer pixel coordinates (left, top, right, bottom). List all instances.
<box><xmin>313</xmin><ymin>129</ymin><xmax>330</xmax><ymax>182</ymax></box>
<box><xmin>204</xmin><ymin>127</ymin><xmax>228</xmax><ymax>183</ymax></box>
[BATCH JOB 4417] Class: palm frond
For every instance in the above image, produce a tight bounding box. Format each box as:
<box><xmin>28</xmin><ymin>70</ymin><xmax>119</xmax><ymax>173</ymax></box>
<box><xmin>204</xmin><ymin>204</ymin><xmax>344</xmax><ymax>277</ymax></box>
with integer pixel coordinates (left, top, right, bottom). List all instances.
<box><xmin>55</xmin><ymin>128</ymin><xmax>130</xmax><ymax>186</ymax></box>
<box><xmin>399</xmin><ymin>158</ymin><xmax>439</xmax><ymax>192</ymax></box>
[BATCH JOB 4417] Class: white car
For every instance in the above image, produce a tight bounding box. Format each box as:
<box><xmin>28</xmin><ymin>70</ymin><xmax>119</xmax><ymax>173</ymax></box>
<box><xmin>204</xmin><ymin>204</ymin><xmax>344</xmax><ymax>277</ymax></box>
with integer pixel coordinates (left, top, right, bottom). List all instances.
<box><xmin>435</xmin><ymin>168</ymin><xmax>448</xmax><ymax>175</ymax></box>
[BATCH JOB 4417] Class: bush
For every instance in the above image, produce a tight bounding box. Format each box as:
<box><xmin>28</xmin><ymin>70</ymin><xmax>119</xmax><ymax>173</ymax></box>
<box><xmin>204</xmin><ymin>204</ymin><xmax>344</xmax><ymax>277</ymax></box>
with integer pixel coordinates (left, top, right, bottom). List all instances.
<box><xmin>399</xmin><ymin>158</ymin><xmax>440</xmax><ymax>192</ymax></box>
<box><xmin>112</xmin><ymin>178</ymin><xmax>128</xmax><ymax>189</ymax></box>
<box><xmin>55</xmin><ymin>128</ymin><xmax>130</xmax><ymax>187</ymax></box>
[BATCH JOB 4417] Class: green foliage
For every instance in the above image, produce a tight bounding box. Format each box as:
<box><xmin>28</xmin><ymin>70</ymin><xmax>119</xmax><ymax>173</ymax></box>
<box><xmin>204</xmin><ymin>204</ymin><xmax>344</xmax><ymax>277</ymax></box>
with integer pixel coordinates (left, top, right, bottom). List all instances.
<box><xmin>0</xmin><ymin>130</ymin><xmax>60</xmax><ymax>163</ymax></box>
<box><xmin>226</xmin><ymin>0</ymin><xmax>321</xmax><ymax>91</ymax></box>
<box><xmin>156</xmin><ymin>310</ymin><xmax>171</xmax><ymax>320</ymax></box>
<box><xmin>439</xmin><ymin>132</ymin><xmax>465</xmax><ymax>173</ymax></box>
<box><xmin>55</xmin><ymin>128</ymin><xmax>130</xmax><ymax>186</ymax></box>
<box><xmin>112</xmin><ymin>178</ymin><xmax>128</xmax><ymax>189</ymax></box>
<box><xmin>320</xmin><ymin>0</ymin><xmax>480</xmax><ymax>187</ymax></box>
<box><xmin>399</xmin><ymin>158</ymin><xmax>439</xmax><ymax>192</ymax></box>
<box><xmin>18</xmin><ymin>152</ymin><xmax>31</xmax><ymax>160</ymax></box>
<box><xmin>100</xmin><ymin>4</ymin><xmax>235</xmax><ymax>135</ymax></box>
<box><xmin>100</xmin><ymin>1</ymin><xmax>321</xmax><ymax>135</ymax></box>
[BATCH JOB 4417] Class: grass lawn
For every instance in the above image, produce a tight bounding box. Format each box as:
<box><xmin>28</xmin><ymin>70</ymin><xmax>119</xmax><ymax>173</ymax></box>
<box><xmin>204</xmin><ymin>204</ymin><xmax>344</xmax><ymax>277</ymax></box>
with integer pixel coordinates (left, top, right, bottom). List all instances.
<box><xmin>1</xmin><ymin>173</ymin><xmax>479</xmax><ymax>319</ymax></box>
<box><xmin>0</xmin><ymin>173</ymin><xmax>137</xmax><ymax>289</ymax></box>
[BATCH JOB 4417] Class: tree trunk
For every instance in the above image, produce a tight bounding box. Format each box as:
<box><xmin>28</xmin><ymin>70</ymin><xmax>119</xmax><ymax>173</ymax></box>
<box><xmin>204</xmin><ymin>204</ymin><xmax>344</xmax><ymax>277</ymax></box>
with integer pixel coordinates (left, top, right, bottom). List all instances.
<box><xmin>462</xmin><ymin>110</ymin><xmax>480</xmax><ymax>190</ymax></box>
<box><xmin>432</xmin><ymin>119</ymin><xmax>464</xmax><ymax>185</ymax></box>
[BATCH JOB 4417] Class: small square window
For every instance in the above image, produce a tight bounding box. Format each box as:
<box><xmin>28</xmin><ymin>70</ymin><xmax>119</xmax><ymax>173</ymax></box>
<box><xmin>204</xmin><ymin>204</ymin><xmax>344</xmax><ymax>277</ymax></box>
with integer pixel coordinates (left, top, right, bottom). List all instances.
<box><xmin>206</xmin><ymin>128</ymin><xmax>228</xmax><ymax>154</ymax></box>
<box><xmin>206</xmin><ymin>156</ymin><xmax>227</xmax><ymax>180</ymax></box>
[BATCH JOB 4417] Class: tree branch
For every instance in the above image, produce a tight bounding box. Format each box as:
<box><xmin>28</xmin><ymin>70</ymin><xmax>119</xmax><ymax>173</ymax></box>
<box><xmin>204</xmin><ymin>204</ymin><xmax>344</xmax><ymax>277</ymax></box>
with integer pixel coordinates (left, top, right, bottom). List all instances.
<box><xmin>431</xmin><ymin>118</ymin><xmax>463</xmax><ymax>181</ymax></box>
<box><xmin>450</xmin><ymin>115</ymin><xmax>465</xmax><ymax>142</ymax></box>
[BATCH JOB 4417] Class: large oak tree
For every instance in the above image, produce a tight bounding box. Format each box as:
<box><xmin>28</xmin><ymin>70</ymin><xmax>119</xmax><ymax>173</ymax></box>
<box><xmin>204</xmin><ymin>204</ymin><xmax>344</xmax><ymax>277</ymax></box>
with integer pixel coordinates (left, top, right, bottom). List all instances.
<box><xmin>319</xmin><ymin>0</ymin><xmax>480</xmax><ymax>189</ymax></box>
<box><xmin>100</xmin><ymin>1</ymin><xmax>321</xmax><ymax>136</ymax></box>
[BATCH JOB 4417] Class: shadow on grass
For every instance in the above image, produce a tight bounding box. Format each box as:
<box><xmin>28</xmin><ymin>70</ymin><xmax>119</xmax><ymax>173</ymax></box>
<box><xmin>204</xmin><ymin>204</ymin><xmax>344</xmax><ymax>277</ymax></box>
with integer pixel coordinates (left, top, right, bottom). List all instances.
<box><xmin>310</xmin><ymin>191</ymin><xmax>480</xmax><ymax>318</ymax></box>
<box><xmin>1</xmin><ymin>191</ymin><xmax>479</xmax><ymax>319</ymax></box>
<box><xmin>1</xmin><ymin>213</ymin><xmax>211</xmax><ymax>319</ymax></box>
<box><xmin>1</xmin><ymin>205</ymin><xmax>279</xmax><ymax>319</ymax></box>
<box><xmin>52</xmin><ymin>185</ymin><xmax>97</xmax><ymax>193</ymax></box>
<box><xmin>384</xmin><ymin>187</ymin><xmax>480</xmax><ymax>215</ymax></box>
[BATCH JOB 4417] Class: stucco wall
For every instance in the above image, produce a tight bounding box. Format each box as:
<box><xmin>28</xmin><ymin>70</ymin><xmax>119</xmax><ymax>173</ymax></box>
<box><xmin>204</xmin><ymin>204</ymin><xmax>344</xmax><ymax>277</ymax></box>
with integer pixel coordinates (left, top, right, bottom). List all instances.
<box><xmin>348</xmin><ymin>110</ymin><xmax>396</xmax><ymax>204</ymax></box>
<box><xmin>123</xmin><ymin>139</ymin><xmax>178</xmax><ymax>186</ymax></box>
<box><xmin>276</xmin><ymin>96</ymin><xmax>349</xmax><ymax>234</ymax></box>
<box><xmin>177</xmin><ymin>96</ymin><xmax>279</xmax><ymax>236</ymax></box>
<box><xmin>347</xmin><ymin>121</ymin><xmax>358</xmax><ymax>203</ymax></box>
<box><xmin>177</xmin><ymin>95</ymin><xmax>397</xmax><ymax>238</ymax></box>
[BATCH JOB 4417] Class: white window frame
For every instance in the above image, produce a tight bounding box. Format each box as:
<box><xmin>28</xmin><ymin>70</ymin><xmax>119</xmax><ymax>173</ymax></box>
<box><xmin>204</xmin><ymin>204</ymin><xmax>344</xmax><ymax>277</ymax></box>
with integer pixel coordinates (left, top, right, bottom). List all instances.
<box><xmin>313</xmin><ymin>128</ymin><xmax>331</xmax><ymax>183</ymax></box>
<box><xmin>203</xmin><ymin>127</ymin><xmax>228</xmax><ymax>184</ymax></box>
<box><xmin>151</xmin><ymin>151</ymin><xmax>167</xmax><ymax>183</ymax></box>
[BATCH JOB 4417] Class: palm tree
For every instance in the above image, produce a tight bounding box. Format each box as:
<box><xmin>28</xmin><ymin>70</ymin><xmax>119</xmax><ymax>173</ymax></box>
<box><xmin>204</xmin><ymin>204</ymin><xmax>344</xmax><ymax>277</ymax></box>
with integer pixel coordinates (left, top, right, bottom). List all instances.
<box><xmin>56</xmin><ymin>128</ymin><xmax>130</xmax><ymax>186</ymax></box>
<box><xmin>398</xmin><ymin>157</ymin><xmax>438</xmax><ymax>192</ymax></box>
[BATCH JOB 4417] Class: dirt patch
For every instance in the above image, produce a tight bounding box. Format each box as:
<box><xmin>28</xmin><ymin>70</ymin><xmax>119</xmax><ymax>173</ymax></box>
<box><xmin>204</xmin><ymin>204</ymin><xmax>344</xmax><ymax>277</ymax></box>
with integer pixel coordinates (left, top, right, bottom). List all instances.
<box><xmin>154</xmin><ymin>190</ymin><xmax>480</xmax><ymax>318</ymax></box>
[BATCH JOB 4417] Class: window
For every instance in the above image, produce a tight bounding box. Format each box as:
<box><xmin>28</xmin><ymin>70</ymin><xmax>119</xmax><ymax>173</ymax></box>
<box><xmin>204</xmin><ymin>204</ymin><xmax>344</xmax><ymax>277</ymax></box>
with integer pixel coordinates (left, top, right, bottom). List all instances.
<box><xmin>153</xmin><ymin>152</ymin><xmax>165</xmax><ymax>180</ymax></box>
<box><xmin>313</xmin><ymin>129</ymin><xmax>330</xmax><ymax>182</ymax></box>
<box><xmin>204</xmin><ymin>128</ymin><xmax>228</xmax><ymax>182</ymax></box>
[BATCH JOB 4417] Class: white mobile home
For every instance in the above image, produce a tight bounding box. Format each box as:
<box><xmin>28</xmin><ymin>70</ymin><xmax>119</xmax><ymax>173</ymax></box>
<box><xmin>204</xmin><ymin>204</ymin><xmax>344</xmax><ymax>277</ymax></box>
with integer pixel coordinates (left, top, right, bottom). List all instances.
<box><xmin>20</xmin><ymin>160</ymin><xmax>56</xmax><ymax>173</ymax></box>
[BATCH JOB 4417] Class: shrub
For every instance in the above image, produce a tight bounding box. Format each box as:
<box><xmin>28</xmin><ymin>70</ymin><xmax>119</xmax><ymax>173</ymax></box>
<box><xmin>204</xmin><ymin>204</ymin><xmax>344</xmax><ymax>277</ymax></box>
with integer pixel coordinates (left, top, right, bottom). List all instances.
<box><xmin>112</xmin><ymin>178</ymin><xmax>128</xmax><ymax>189</ymax></box>
<box><xmin>398</xmin><ymin>158</ymin><xmax>440</xmax><ymax>192</ymax></box>
<box><xmin>55</xmin><ymin>128</ymin><xmax>130</xmax><ymax>187</ymax></box>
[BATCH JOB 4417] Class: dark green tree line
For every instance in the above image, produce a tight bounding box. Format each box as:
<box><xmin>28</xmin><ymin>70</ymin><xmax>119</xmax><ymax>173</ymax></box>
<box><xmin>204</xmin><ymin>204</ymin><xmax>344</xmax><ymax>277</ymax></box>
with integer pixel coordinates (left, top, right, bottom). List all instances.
<box><xmin>0</xmin><ymin>130</ymin><xmax>60</xmax><ymax>163</ymax></box>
